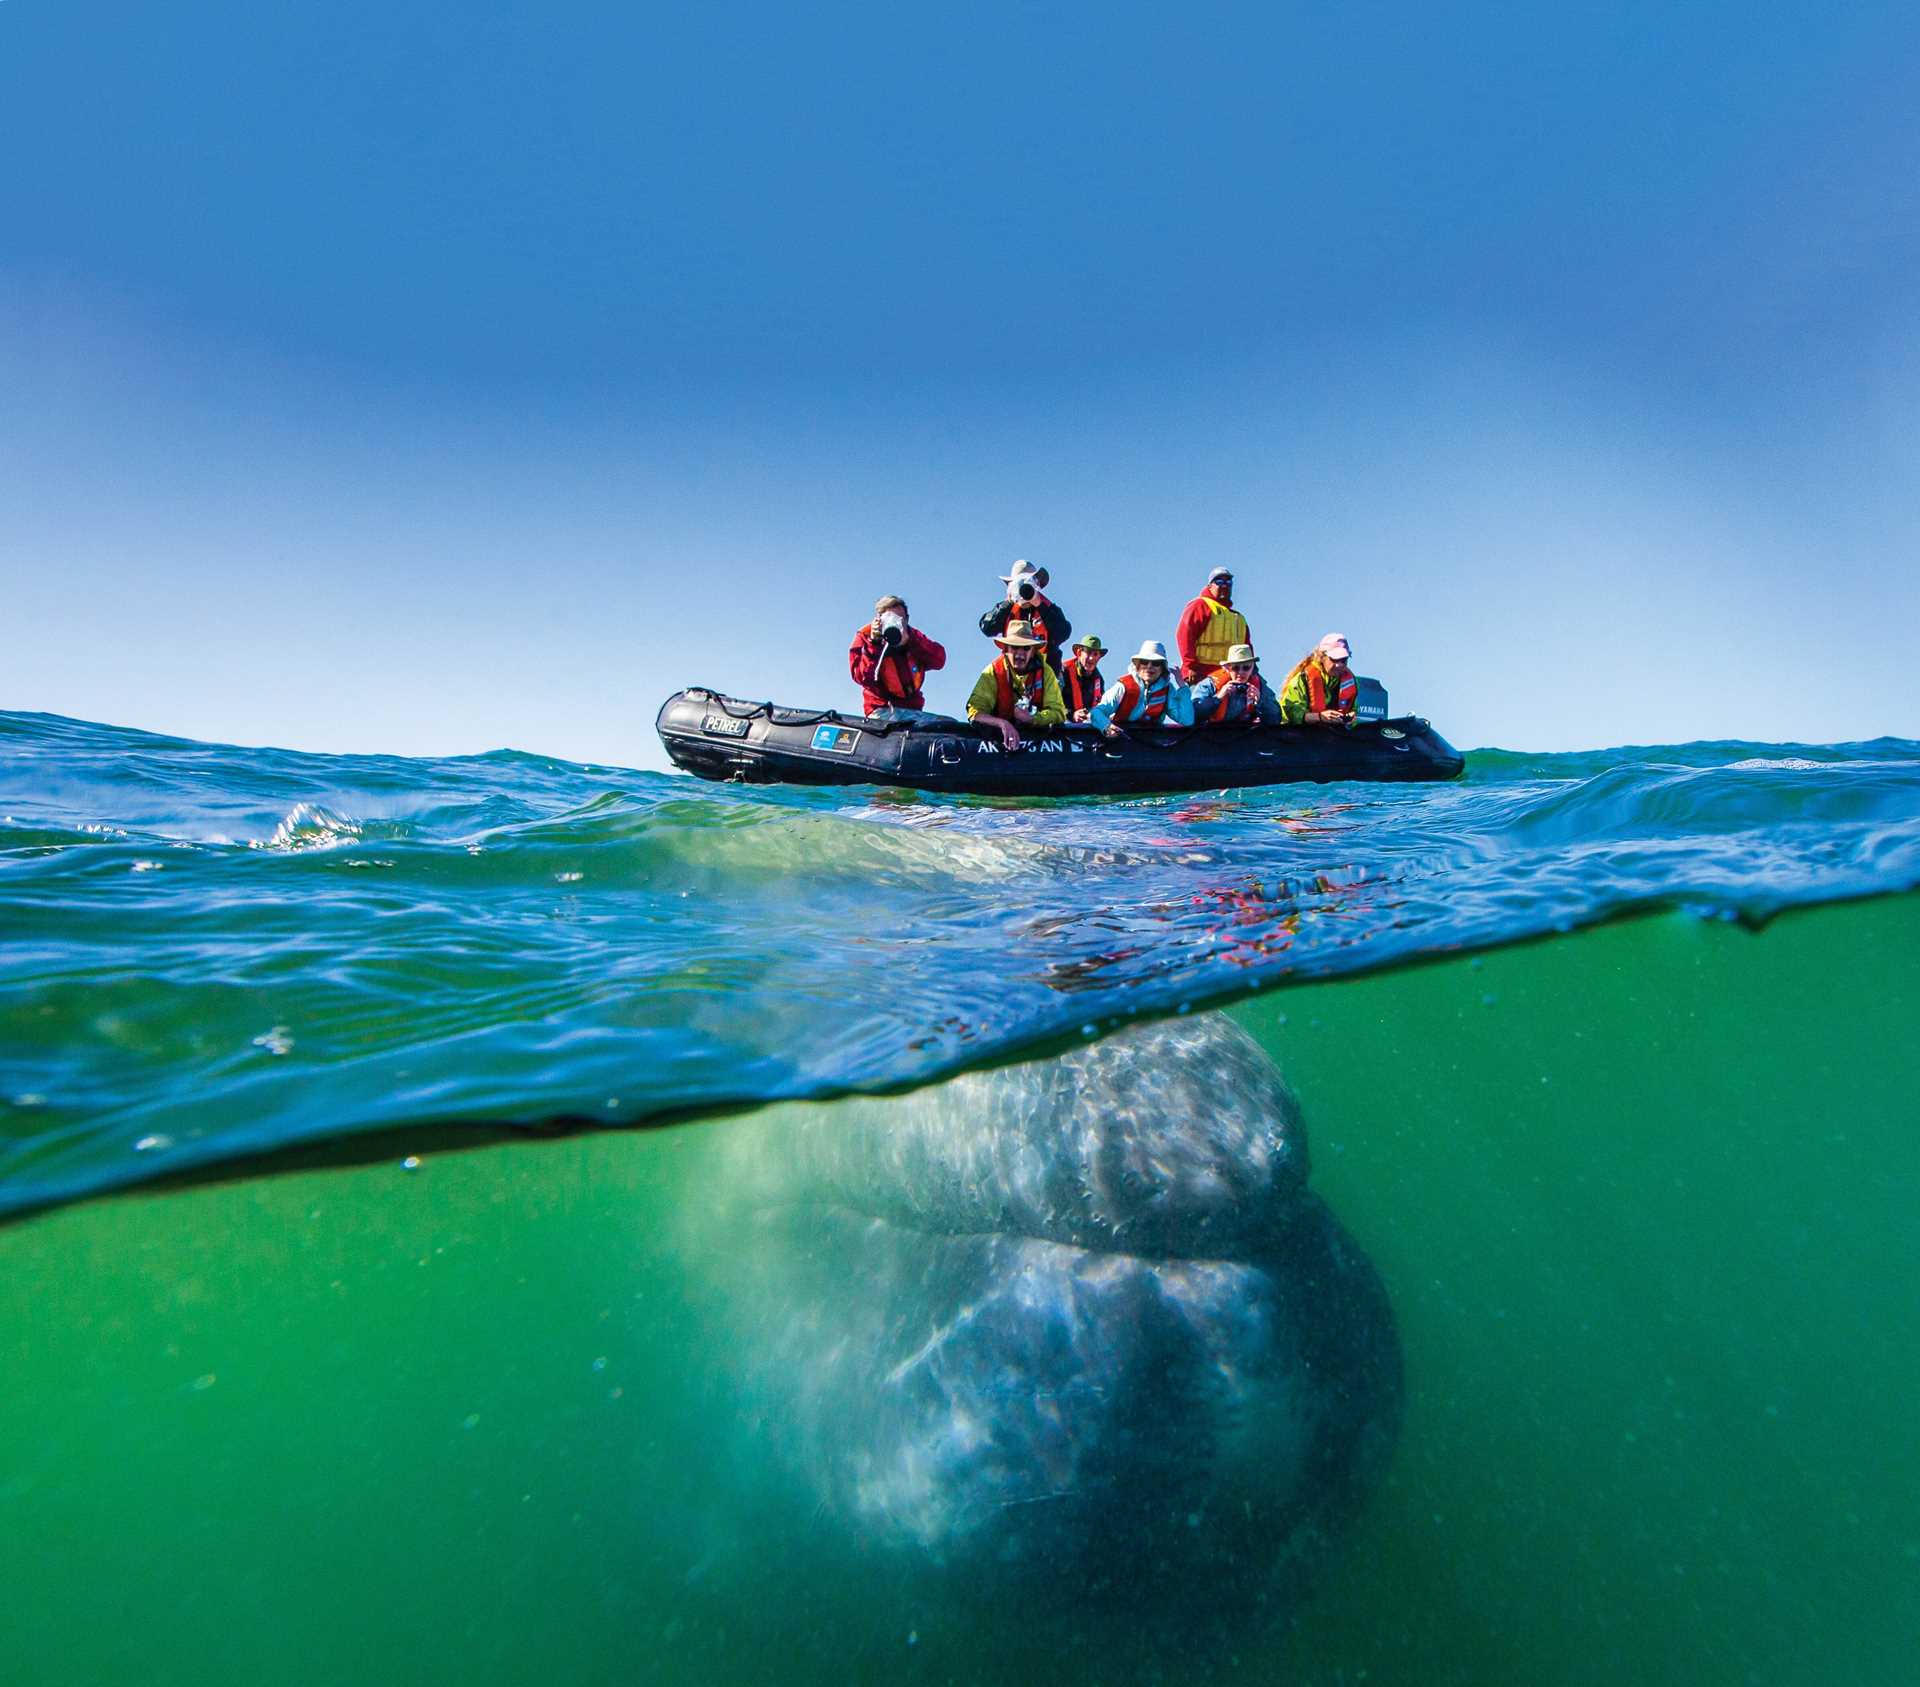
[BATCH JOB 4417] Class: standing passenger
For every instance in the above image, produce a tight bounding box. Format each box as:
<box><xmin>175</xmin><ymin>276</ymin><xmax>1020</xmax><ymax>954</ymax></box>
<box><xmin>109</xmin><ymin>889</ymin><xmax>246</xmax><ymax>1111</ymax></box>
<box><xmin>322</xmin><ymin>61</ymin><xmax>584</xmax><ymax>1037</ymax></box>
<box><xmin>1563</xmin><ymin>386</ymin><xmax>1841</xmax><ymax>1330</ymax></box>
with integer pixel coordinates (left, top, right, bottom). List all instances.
<box><xmin>1175</xmin><ymin>567</ymin><xmax>1251</xmax><ymax>684</ymax></box>
<box><xmin>979</xmin><ymin>560</ymin><xmax>1072</xmax><ymax>676</ymax></box>
<box><xmin>849</xmin><ymin>594</ymin><xmax>948</xmax><ymax>719</ymax></box>
<box><xmin>1061</xmin><ymin>635</ymin><xmax>1108</xmax><ymax>722</ymax></box>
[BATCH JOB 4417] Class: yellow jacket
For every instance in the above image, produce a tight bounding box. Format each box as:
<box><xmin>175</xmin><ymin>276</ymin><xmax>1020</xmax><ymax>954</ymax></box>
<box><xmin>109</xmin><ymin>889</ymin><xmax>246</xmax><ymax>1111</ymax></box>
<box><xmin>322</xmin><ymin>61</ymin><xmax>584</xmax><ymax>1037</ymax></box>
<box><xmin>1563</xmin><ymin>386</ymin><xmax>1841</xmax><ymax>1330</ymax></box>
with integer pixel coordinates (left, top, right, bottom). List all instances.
<box><xmin>966</xmin><ymin>657</ymin><xmax>1066</xmax><ymax>726</ymax></box>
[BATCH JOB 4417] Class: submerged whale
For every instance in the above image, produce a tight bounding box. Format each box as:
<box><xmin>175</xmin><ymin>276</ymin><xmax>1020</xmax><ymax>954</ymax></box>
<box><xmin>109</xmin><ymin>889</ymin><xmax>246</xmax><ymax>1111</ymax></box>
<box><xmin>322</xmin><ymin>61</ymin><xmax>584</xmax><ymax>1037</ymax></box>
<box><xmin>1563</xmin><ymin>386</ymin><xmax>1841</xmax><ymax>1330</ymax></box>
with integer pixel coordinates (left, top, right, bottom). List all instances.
<box><xmin>699</xmin><ymin>1015</ymin><xmax>1402</xmax><ymax>1647</ymax></box>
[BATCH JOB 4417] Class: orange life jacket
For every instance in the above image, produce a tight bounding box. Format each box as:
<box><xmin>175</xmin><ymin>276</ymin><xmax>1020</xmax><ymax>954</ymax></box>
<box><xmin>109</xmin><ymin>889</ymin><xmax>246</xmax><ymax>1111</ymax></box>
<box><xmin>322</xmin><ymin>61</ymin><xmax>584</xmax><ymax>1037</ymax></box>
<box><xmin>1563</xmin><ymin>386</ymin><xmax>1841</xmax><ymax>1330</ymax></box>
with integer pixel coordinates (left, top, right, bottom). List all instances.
<box><xmin>992</xmin><ymin>654</ymin><xmax>1048</xmax><ymax>717</ymax></box>
<box><xmin>855</xmin><ymin>624</ymin><xmax>927</xmax><ymax>706</ymax></box>
<box><xmin>1062</xmin><ymin>662</ymin><xmax>1104</xmax><ymax>714</ymax></box>
<box><xmin>1109</xmin><ymin>672</ymin><xmax>1168</xmax><ymax>723</ymax></box>
<box><xmin>875</xmin><ymin>647</ymin><xmax>926</xmax><ymax>704</ymax></box>
<box><xmin>991</xmin><ymin>595</ymin><xmax>1055</xmax><ymax>650</ymax></box>
<box><xmin>1285</xmin><ymin>656</ymin><xmax>1357</xmax><ymax>714</ymax></box>
<box><xmin>1203</xmin><ymin>665</ymin><xmax>1264</xmax><ymax>722</ymax></box>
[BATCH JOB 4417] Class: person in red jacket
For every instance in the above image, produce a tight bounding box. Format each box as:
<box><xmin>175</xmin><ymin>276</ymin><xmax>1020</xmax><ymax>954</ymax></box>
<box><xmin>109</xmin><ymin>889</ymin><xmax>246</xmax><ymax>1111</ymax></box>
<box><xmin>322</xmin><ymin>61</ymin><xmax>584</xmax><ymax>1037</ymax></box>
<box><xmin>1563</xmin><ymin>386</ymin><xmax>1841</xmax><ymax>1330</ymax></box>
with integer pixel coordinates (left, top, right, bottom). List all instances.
<box><xmin>849</xmin><ymin>594</ymin><xmax>948</xmax><ymax>719</ymax></box>
<box><xmin>1175</xmin><ymin>566</ymin><xmax>1252</xmax><ymax>684</ymax></box>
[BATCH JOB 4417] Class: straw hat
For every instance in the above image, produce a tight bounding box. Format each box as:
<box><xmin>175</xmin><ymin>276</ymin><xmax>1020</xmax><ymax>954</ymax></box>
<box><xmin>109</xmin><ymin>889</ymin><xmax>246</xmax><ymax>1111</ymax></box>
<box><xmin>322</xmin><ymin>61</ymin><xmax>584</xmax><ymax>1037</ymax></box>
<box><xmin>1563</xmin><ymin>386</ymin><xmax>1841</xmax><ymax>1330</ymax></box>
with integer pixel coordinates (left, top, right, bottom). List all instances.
<box><xmin>1223</xmin><ymin>643</ymin><xmax>1257</xmax><ymax>665</ymax></box>
<box><xmin>994</xmin><ymin>619</ymin><xmax>1047</xmax><ymax>649</ymax></box>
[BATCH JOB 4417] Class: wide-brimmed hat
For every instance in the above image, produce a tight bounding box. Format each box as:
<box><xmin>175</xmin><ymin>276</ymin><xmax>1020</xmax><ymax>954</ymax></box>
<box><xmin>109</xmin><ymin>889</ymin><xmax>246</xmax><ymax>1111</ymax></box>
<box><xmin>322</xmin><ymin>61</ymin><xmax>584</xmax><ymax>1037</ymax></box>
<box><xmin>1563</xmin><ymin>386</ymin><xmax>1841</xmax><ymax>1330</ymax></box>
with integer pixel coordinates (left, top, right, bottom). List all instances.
<box><xmin>1130</xmin><ymin>639</ymin><xmax>1170</xmax><ymax>665</ymax></box>
<box><xmin>1000</xmin><ymin>558</ymin><xmax>1040</xmax><ymax>582</ymax></box>
<box><xmin>1223</xmin><ymin>644</ymin><xmax>1257</xmax><ymax>666</ymax></box>
<box><xmin>1317</xmin><ymin>633</ymin><xmax>1351</xmax><ymax>662</ymax></box>
<box><xmin>995</xmin><ymin>619</ymin><xmax>1047</xmax><ymax>649</ymax></box>
<box><xmin>1072</xmin><ymin>634</ymin><xmax>1107</xmax><ymax>654</ymax></box>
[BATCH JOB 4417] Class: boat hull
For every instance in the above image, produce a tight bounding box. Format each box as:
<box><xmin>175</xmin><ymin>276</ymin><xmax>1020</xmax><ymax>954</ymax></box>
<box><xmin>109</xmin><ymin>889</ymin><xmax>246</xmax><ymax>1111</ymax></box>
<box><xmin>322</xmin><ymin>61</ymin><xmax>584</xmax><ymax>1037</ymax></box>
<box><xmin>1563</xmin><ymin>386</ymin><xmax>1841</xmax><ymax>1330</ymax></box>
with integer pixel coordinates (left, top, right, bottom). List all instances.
<box><xmin>657</xmin><ymin>690</ymin><xmax>1465</xmax><ymax>796</ymax></box>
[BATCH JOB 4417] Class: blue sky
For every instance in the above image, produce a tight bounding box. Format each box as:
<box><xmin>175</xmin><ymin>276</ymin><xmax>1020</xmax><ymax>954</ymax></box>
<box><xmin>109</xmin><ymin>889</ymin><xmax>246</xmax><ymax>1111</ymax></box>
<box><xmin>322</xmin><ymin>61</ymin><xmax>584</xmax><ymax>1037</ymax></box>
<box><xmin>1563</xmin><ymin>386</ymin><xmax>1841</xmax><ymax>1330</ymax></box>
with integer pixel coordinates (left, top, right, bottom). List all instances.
<box><xmin>4</xmin><ymin>2</ymin><xmax>1916</xmax><ymax>764</ymax></box>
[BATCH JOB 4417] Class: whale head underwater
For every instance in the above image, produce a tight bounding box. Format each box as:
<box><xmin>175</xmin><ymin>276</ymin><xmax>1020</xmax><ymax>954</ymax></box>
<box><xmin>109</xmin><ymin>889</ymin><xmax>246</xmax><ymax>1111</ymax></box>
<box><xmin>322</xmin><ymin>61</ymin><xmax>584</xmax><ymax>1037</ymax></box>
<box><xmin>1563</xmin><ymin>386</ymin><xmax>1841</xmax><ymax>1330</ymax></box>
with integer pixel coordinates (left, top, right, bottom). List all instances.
<box><xmin>697</xmin><ymin>1015</ymin><xmax>1402</xmax><ymax>1652</ymax></box>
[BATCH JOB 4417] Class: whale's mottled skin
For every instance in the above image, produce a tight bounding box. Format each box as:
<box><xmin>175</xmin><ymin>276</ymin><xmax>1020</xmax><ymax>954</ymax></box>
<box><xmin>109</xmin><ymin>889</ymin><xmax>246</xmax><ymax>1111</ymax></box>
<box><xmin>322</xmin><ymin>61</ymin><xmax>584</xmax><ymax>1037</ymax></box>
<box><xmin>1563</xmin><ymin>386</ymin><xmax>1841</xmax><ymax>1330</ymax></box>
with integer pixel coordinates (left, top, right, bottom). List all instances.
<box><xmin>702</xmin><ymin>1016</ymin><xmax>1402</xmax><ymax>1643</ymax></box>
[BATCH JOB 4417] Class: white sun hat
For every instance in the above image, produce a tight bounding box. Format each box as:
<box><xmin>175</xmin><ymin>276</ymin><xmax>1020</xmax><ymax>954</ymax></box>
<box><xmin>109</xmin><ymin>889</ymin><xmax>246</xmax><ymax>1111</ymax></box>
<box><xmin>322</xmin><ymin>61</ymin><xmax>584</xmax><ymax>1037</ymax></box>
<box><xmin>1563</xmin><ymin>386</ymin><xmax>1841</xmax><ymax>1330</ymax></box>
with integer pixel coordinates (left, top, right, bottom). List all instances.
<box><xmin>1130</xmin><ymin>639</ymin><xmax>1170</xmax><ymax>665</ymax></box>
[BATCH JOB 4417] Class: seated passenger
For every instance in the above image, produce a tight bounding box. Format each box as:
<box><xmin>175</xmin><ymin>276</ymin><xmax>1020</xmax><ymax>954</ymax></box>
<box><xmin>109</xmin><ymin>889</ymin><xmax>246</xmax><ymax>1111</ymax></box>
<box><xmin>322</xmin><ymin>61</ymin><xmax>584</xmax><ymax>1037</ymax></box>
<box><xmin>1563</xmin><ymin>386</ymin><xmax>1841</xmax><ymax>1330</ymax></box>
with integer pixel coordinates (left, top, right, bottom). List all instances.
<box><xmin>965</xmin><ymin>619</ymin><xmax>1066</xmax><ymax>751</ymax></box>
<box><xmin>1175</xmin><ymin>566</ymin><xmax>1250</xmax><ymax>684</ymax></box>
<box><xmin>1090</xmin><ymin>640</ymin><xmax>1196</xmax><ymax>737</ymax></box>
<box><xmin>1192</xmin><ymin>642</ymin><xmax>1282</xmax><ymax>726</ymax></box>
<box><xmin>1061</xmin><ymin>634</ymin><xmax>1108</xmax><ymax>722</ymax></box>
<box><xmin>849</xmin><ymin>594</ymin><xmax>947</xmax><ymax>719</ymax></box>
<box><xmin>979</xmin><ymin>560</ymin><xmax>1072</xmax><ymax>676</ymax></box>
<box><xmin>1278</xmin><ymin>633</ymin><xmax>1359</xmax><ymax>727</ymax></box>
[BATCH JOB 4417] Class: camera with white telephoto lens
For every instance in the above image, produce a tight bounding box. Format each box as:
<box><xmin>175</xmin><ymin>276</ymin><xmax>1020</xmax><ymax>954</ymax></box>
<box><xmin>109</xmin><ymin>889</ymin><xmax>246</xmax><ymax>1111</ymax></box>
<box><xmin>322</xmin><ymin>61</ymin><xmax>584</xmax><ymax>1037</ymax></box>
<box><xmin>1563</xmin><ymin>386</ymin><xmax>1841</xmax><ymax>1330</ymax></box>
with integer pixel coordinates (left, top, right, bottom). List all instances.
<box><xmin>877</xmin><ymin>609</ymin><xmax>908</xmax><ymax>649</ymax></box>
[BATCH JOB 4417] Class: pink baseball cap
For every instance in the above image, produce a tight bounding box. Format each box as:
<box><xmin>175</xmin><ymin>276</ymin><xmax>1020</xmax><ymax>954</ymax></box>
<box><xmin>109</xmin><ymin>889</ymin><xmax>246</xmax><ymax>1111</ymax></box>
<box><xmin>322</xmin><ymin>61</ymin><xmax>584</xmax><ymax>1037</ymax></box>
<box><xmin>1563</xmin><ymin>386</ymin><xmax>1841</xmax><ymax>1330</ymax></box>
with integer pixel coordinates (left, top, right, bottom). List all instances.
<box><xmin>1318</xmin><ymin>633</ymin><xmax>1351</xmax><ymax>661</ymax></box>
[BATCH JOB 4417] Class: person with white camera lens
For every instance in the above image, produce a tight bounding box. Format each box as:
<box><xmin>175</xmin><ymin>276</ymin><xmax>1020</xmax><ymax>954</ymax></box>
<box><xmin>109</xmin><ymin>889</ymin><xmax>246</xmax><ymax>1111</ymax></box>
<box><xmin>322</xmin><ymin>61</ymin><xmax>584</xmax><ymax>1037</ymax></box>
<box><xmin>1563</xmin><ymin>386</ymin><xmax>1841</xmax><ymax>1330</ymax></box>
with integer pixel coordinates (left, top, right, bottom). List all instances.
<box><xmin>977</xmin><ymin>560</ymin><xmax>1072</xmax><ymax>677</ymax></box>
<box><xmin>849</xmin><ymin>594</ymin><xmax>948</xmax><ymax>720</ymax></box>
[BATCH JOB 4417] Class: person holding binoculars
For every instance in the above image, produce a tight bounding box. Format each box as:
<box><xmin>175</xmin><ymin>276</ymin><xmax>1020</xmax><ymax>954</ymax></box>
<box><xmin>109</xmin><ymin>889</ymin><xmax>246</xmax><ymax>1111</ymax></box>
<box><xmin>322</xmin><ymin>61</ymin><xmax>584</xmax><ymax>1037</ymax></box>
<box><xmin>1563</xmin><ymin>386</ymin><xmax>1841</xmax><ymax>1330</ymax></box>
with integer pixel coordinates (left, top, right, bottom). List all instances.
<box><xmin>1191</xmin><ymin>643</ymin><xmax>1283</xmax><ymax>725</ymax></box>
<box><xmin>977</xmin><ymin>559</ymin><xmax>1072</xmax><ymax>677</ymax></box>
<box><xmin>849</xmin><ymin>594</ymin><xmax>948</xmax><ymax>719</ymax></box>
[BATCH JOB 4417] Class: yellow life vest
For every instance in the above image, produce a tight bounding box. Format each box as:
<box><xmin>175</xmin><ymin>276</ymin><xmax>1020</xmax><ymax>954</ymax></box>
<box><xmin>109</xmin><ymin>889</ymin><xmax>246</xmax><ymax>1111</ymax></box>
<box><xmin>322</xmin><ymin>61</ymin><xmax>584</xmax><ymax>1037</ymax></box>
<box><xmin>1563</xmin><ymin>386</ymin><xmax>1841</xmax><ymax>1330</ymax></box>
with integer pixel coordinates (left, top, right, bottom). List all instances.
<box><xmin>1192</xmin><ymin>598</ymin><xmax>1250</xmax><ymax>669</ymax></box>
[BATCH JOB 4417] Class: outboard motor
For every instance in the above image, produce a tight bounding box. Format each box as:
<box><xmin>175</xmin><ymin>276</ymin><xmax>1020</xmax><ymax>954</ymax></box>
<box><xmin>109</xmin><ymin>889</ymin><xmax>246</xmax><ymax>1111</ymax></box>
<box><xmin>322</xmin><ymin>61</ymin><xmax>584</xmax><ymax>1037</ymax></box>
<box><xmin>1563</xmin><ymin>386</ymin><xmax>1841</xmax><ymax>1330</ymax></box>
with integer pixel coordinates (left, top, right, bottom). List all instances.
<box><xmin>1353</xmin><ymin>676</ymin><xmax>1389</xmax><ymax>721</ymax></box>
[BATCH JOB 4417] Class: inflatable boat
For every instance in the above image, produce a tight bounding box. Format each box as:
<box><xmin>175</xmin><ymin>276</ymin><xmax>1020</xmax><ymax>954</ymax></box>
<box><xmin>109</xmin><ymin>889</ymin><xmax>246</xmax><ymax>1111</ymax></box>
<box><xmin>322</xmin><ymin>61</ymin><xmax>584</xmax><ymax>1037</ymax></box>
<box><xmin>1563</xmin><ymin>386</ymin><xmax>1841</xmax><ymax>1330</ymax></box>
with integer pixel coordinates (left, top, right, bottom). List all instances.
<box><xmin>657</xmin><ymin>686</ymin><xmax>1465</xmax><ymax>796</ymax></box>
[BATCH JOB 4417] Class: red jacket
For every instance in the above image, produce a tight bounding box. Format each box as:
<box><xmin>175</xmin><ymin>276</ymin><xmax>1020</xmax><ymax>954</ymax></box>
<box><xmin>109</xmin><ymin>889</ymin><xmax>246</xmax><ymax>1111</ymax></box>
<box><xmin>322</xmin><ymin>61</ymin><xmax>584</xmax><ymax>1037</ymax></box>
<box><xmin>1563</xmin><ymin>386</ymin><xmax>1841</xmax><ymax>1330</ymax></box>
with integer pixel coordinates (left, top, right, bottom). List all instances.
<box><xmin>849</xmin><ymin>624</ymin><xmax>947</xmax><ymax>714</ymax></box>
<box><xmin>1175</xmin><ymin>587</ymin><xmax>1251</xmax><ymax>683</ymax></box>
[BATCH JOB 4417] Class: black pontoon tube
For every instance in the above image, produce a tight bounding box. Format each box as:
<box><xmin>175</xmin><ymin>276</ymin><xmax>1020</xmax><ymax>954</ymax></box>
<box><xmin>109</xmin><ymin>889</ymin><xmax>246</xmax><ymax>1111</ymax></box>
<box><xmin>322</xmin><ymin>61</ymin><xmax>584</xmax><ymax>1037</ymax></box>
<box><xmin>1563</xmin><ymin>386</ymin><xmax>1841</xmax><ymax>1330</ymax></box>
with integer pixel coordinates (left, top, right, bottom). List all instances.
<box><xmin>657</xmin><ymin>688</ymin><xmax>1465</xmax><ymax>796</ymax></box>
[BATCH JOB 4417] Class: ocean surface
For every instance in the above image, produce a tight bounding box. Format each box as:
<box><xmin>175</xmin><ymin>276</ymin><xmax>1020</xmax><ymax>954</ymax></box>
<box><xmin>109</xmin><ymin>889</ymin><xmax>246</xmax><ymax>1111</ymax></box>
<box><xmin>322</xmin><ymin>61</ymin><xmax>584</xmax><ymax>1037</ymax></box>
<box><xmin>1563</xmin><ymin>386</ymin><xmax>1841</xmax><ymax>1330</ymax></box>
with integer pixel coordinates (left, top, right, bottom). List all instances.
<box><xmin>3</xmin><ymin>708</ymin><xmax>1917</xmax><ymax>1685</ymax></box>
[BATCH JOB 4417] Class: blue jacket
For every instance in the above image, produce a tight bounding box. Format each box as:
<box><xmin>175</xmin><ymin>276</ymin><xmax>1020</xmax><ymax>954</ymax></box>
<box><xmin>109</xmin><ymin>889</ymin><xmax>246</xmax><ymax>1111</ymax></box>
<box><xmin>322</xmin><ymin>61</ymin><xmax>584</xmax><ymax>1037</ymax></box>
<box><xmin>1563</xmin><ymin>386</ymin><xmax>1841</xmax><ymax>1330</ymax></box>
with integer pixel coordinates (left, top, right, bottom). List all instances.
<box><xmin>1191</xmin><ymin>670</ymin><xmax>1282</xmax><ymax>724</ymax></box>
<box><xmin>1090</xmin><ymin>672</ymin><xmax>1195</xmax><ymax>730</ymax></box>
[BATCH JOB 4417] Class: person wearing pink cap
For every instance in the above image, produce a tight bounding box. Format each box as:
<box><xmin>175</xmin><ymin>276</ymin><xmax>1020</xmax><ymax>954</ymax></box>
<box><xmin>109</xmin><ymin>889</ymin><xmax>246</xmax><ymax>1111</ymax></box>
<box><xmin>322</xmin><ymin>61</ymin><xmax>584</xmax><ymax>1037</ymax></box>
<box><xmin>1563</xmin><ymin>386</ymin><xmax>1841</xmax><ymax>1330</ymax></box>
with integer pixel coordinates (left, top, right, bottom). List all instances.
<box><xmin>1279</xmin><ymin>633</ymin><xmax>1359</xmax><ymax>727</ymax></box>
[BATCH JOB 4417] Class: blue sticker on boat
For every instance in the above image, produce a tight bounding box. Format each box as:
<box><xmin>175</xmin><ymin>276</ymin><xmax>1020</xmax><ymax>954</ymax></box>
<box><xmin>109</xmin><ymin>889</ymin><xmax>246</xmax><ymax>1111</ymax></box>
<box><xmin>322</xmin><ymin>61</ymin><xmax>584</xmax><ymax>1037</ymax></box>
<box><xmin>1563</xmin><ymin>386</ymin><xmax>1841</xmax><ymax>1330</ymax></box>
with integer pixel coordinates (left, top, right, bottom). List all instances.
<box><xmin>811</xmin><ymin>725</ymin><xmax>863</xmax><ymax>753</ymax></box>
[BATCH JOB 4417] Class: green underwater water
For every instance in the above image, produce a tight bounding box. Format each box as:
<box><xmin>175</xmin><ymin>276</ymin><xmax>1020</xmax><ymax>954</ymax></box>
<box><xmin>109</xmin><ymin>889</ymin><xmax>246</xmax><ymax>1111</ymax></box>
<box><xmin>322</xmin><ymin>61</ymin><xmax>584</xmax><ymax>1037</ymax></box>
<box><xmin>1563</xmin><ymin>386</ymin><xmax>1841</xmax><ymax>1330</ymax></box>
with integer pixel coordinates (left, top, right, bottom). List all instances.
<box><xmin>3</xmin><ymin>892</ymin><xmax>1915</xmax><ymax>1686</ymax></box>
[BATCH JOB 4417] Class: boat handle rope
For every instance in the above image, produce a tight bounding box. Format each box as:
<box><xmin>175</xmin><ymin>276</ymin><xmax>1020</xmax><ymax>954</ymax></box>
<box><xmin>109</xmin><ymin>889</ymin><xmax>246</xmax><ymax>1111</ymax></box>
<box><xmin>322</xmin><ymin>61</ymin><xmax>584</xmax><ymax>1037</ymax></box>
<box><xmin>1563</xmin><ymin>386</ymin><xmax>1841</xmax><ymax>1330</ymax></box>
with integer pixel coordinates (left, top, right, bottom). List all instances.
<box><xmin>684</xmin><ymin>689</ymin><xmax>1418</xmax><ymax>751</ymax></box>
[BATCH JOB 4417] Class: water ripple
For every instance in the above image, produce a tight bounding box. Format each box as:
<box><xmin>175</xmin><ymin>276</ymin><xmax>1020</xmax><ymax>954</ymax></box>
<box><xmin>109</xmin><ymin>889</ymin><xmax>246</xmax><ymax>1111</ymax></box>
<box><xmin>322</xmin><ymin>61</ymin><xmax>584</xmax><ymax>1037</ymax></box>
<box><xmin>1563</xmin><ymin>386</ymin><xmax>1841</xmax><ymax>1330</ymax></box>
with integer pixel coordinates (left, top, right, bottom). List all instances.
<box><xmin>2</xmin><ymin>709</ymin><xmax>1917</xmax><ymax>1214</ymax></box>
